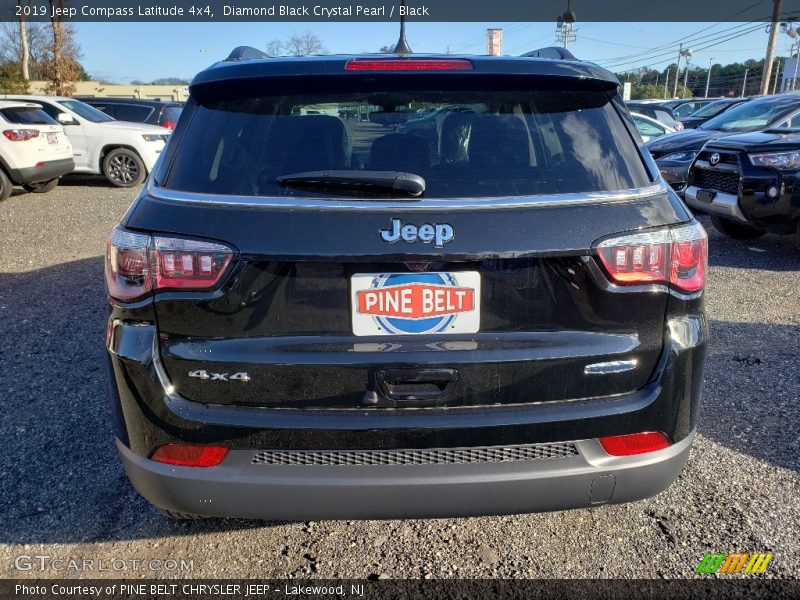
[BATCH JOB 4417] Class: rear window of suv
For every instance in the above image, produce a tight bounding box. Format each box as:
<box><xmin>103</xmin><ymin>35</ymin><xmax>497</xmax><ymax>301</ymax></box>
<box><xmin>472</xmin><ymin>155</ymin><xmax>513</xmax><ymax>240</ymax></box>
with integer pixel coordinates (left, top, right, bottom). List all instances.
<box><xmin>0</xmin><ymin>107</ymin><xmax>55</xmax><ymax>125</ymax></box>
<box><xmin>164</xmin><ymin>82</ymin><xmax>651</xmax><ymax>198</ymax></box>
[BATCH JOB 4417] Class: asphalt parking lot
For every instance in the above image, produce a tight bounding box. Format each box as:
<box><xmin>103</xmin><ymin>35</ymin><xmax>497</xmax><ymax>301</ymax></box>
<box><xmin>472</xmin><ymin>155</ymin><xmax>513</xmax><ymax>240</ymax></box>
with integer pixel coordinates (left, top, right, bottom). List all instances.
<box><xmin>0</xmin><ymin>178</ymin><xmax>798</xmax><ymax>579</ymax></box>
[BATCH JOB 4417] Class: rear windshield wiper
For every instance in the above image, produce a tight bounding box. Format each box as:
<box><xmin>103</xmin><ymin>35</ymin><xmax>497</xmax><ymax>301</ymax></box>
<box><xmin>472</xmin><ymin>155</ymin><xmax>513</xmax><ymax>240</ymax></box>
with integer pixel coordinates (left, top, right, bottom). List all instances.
<box><xmin>277</xmin><ymin>170</ymin><xmax>425</xmax><ymax>198</ymax></box>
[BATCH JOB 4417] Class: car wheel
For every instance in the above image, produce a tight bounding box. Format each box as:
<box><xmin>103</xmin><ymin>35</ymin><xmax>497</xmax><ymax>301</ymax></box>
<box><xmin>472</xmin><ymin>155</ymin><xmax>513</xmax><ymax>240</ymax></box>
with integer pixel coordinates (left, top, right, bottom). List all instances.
<box><xmin>0</xmin><ymin>169</ymin><xmax>13</xmax><ymax>201</ymax></box>
<box><xmin>710</xmin><ymin>215</ymin><xmax>765</xmax><ymax>240</ymax></box>
<box><xmin>23</xmin><ymin>178</ymin><xmax>59</xmax><ymax>194</ymax></box>
<box><xmin>796</xmin><ymin>221</ymin><xmax>800</xmax><ymax>254</ymax></box>
<box><xmin>102</xmin><ymin>148</ymin><xmax>145</xmax><ymax>187</ymax></box>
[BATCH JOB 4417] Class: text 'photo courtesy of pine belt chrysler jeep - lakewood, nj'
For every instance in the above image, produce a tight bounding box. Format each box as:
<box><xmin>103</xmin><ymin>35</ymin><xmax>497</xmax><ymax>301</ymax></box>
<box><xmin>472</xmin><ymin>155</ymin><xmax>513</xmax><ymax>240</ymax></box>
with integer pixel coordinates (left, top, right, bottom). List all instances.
<box><xmin>104</xmin><ymin>46</ymin><xmax>709</xmax><ymax>521</ymax></box>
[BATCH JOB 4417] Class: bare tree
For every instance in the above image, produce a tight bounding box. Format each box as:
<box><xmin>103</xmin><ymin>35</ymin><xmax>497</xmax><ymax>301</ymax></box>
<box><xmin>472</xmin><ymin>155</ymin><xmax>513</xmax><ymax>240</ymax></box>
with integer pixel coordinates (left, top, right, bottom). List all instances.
<box><xmin>284</xmin><ymin>31</ymin><xmax>326</xmax><ymax>56</ymax></box>
<box><xmin>265</xmin><ymin>39</ymin><xmax>283</xmax><ymax>57</ymax></box>
<box><xmin>43</xmin><ymin>0</ymin><xmax>82</xmax><ymax>94</ymax></box>
<box><xmin>16</xmin><ymin>0</ymin><xmax>31</xmax><ymax>80</ymax></box>
<box><xmin>379</xmin><ymin>45</ymin><xmax>394</xmax><ymax>54</ymax></box>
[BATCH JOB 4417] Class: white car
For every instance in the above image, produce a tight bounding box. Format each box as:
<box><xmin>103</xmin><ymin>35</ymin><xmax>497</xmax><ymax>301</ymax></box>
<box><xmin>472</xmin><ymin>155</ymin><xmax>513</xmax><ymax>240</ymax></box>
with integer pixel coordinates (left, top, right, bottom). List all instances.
<box><xmin>2</xmin><ymin>95</ymin><xmax>170</xmax><ymax>187</ymax></box>
<box><xmin>631</xmin><ymin>112</ymin><xmax>676</xmax><ymax>143</ymax></box>
<box><xmin>0</xmin><ymin>100</ymin><xmax>74</xmax><ymax>200</ymax></box>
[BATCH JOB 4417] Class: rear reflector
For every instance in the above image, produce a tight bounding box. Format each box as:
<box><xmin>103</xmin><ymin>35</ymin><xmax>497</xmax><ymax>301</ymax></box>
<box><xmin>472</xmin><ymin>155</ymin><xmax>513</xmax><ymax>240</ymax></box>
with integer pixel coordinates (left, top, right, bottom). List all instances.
<box><xmin>151</xmin><ymin>444</ymin><xmax>229</xmax><ymax>467</ymax></box>
<box><xmin>345</xmin><ymin>58</ymin><xmax>473</xmax><ymax>71</ymax></box>
<box><xmin>596</xmin><ymin>222</ymin><xmax>707</xmax><ymax>292</ymax></box>
<box><xmin>599</xmin><ymin>432</ymin><xmax>670</xmax><ymax>456</ymax></box>
<box><xmin>104</xmin><ymin>226</ymin><xmax>234</xmax><ymax>301</ymax></box>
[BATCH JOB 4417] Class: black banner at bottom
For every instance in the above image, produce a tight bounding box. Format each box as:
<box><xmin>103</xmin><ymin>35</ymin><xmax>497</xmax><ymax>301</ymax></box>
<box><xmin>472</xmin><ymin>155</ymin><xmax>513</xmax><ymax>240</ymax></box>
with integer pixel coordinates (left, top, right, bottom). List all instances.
<box><xmin>2</xmin><ymin>579</ymin><xmax>799</xmax><ymax>600</ymax></box>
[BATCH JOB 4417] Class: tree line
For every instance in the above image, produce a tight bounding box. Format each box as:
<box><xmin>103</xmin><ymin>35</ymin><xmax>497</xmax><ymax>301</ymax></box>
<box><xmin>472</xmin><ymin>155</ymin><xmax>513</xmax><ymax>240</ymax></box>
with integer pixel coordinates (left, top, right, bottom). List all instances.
<box><xmin>618</xmin><ymin>55</ymin><xmax>795</xmax><ymax>100</ymax></box>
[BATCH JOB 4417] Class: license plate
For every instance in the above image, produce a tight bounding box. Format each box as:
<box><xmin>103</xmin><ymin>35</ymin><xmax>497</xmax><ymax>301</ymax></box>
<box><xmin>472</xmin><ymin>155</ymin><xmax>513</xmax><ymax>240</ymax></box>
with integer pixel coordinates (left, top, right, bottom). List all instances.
<box><xmin>46</xmin><ymin>133</ymin><xmax>58</xmax><ymax>144</ymax></box>
<box><xmin>696</xmin><ymin>189</ymin><xmax>716</xmax><ymax>203</ymax></box>
<box><xmin>351</xmin><ymin>272</ymin><xmax>480</xmax><ymax>336</ymax></box>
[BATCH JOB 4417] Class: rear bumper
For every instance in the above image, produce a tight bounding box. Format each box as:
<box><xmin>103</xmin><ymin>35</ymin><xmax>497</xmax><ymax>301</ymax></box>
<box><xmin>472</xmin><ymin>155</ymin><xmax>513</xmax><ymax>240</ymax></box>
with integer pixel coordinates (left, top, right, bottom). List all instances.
<box><xmin>117</xmin><ymin>431</ymin><xmax>695</xmax><ymax>520</ymax></box>
<box><xmin>7</xmin><ymin>157</ymin><xmax>74</xmax><ymax>184</ymax></box>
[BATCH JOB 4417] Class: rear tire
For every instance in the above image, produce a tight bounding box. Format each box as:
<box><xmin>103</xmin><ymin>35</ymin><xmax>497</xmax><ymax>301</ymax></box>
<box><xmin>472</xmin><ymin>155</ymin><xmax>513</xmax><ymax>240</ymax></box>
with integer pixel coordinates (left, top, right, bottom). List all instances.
<box><xmin>23</xmin><ymin>178</ymin><xmax>59</xmax><ymax>194</ymax></box>
<box><xmin>0</xmin><ymin>169</ymin><xmax>13</xmax><ymax>201</ymax></box>
<box><xmin>102</xmin><ymin>148</ymin><xmax>145</xmax><ymax>187</ymax></box>
<box><xmin>710</xmin><ymin>215</ymin><xmax>765</xmax><ymax>240</ymax></box>
<box><xmin>795</xmin><ymin>222</ymin><xmax>800</xmax><ymax>253</ymax></box>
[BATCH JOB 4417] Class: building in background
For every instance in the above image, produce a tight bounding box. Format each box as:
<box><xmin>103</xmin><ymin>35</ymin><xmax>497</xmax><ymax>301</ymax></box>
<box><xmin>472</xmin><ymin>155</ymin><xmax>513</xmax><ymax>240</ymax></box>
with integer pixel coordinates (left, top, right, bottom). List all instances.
<box><xmin>26</xmin><ymin>80</ymin><xmax>188</xmax><ymax>101</ymax></box>
<box><xmin>486</xmin><ymin>29</ymin><xmax>503</xmax><ymax>56</ymax></box>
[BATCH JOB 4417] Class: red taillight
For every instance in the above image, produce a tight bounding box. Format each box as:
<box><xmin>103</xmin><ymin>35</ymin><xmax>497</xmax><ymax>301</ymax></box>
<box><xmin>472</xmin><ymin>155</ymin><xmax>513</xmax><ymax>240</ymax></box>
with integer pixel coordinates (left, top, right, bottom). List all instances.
<box><xmin>104</xmin><ymin>226</ymin><xmax>234</xmax><ymax>301</ymax></box>
<box><xmin>596</xmin><ymin>222</ymin><xmax>707</xmax><ymax>292</ymax></box>
<box><xmin>162</xmin><ymin>121</ymin><xmax>176</xmax><ymax>130</ymax></box>
<box><xmin>345</xmin><ymin>58</ymin><xmax>473</xmax><ymax>71</ymax></box>
<box><xmin>151</xmin><ymin>444</ymin><xmax>229</xmax><ymax>467</ymax></box>
<box><xmin>599</xmin><ymin>432</ymin><xmax>671</xmax><ymax>456</ymax></box>
<box><xmin>3</xmin><ymin>129</ymin><xmax>40</xmax><ymax>141</ymax></box>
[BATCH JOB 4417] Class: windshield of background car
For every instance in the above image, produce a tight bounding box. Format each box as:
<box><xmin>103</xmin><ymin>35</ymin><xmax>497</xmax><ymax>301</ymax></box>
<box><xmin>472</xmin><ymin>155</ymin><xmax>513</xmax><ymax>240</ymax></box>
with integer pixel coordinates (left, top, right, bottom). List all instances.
<box><xmin>0</xmin><ymin>106</ymin><xmax>56</xmax><ymax>125</ymax></box>
<box><xmin>60</xmin><ymin>99</ymin><xmax>115</xmax><ymax>123</ymax></box>
<box><xmin>690</xmin><ymin>100</ymin><xmax>736</xmax><ymax>118</ymax></box>
<box><xmin>701</xmin><ymin>96</ymin><xmax>799</xmax><ymax>132</ymax></box>
<box><xmin>164</xmin><ymin>83</ymin><xmax>651</xmax><ymax>198</ymax></box>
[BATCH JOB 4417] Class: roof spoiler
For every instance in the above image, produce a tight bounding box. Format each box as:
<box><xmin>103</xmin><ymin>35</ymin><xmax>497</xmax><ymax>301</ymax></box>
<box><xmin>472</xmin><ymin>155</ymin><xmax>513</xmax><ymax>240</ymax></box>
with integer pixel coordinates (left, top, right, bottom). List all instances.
<box><xmin>225</xmin><ymin>46</ymin><xmax>269</xmax><ymax>62</ymax></box>
<box><xmin>521</xmin><ymin>47</ymin><xmax>576</xmax><ymax>60</ymax></box>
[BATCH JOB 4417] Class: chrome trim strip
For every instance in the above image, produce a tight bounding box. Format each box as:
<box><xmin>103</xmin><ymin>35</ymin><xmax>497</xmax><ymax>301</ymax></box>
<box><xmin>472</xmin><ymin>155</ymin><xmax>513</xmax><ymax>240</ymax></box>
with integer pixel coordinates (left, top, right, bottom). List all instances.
<box><xmin>584</xmin><ymin>360</ymin><xmax>637</xmax><ymax>375</ymax></box>
<box><xmin>145</xmin><ymin>178</ymin><xmax>667</xmax><ymax>211</ymax></box>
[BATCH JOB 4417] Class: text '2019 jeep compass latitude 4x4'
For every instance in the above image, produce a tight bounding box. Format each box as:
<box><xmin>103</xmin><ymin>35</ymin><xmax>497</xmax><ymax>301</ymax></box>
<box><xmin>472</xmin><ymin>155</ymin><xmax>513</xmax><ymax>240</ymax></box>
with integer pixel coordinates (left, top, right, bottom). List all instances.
<box><xmin>105</xmin><ymin>47</ymin><xmax>708</xmax><ymax>520</ymax></box>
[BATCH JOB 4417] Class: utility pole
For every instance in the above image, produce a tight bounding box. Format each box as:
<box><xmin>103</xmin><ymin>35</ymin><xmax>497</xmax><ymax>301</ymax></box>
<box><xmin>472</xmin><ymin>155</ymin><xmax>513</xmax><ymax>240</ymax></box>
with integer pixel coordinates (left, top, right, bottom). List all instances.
<box><xmin>793</xmin><ymin>41</ymin><xmax>800</xmax><ymax>90</ymax></box>
<box><xmin>673</xmin><ymin>43</ymin><xmax>683</xmax><ymax>97</ymax></box>
<box><xmin>759</xmin><ymin>0</ymin><xmax>783</xmax><ymax>95</ymax></box>
<box><xmin>683</xmin><ymin>57</ymin><xmax>691</xmax><ymax>96</ymax></box>
<box><xmin>664</xmin><ymin>67</ymin><xmax>670</xmax><ymax>99</ymax></box>
<box><xmin>772</xmin><ymin>59</ymin><xmax>781</xmax><ymax>93</ymax></box>
<box><xmin>742</xmin><ymin>68</ymin><xmax>749</xmax><ymax>97</ymax></box>
<box><xmin>705</xmin><ymin>58</ymin><xmax>714</xmax><ymax>97</ymax></box>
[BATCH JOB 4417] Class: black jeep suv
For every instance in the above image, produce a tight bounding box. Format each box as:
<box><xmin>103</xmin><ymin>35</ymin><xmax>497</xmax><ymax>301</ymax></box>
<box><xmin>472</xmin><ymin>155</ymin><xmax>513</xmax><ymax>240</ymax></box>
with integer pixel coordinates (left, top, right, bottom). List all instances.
<box><xmin>105</xmin><ymin>48</ymin><xmax>708</xmax><ymax>520</ymax></box>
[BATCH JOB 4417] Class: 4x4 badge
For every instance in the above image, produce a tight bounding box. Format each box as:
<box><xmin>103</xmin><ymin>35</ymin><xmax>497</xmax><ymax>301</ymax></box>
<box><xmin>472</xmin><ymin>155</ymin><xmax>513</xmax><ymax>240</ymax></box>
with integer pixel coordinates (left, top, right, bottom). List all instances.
<box><xmin>380</xmin><ymin>218</ymin><xmax>454</xmax><ymax>248</ymax></box>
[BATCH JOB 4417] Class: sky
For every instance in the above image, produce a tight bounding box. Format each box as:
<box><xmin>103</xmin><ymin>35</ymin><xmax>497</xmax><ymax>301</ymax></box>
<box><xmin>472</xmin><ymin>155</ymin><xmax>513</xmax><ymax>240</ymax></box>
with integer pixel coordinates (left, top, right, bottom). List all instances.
<box><xmin>74</xmin><ymin>21</ymin><xmax>798</xmax><ymax>83</ymax></box>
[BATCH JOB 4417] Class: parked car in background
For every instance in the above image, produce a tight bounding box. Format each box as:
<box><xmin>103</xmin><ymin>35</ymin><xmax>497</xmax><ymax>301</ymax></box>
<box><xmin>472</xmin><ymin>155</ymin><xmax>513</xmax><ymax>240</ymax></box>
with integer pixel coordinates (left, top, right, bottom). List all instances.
<box><xmin>630</xmin><ymin>112</ymin><xmax>675</xmax><ymax>142</ymax></box>
<box><xmin>2</xmin><ymin>95</ymin><xmax>171</xmax><ymax>187</ymax></box>
<box><xmin>679</xmin><ymin>98</ymin><xmax>749</xmax><ymax>129</ymax></box>
<box><xmin>0</xmin><ymin>100</ymin><xmax>73</xmax><ymax>200</ymax></box>
<box><xmin>685</xmin><ymin>129</ymin><xmax>800</xmax><ymax>250</ymax></box>
<box><xmin>76</xmin><ymin>97</ymin><xmax>183</xmax><ymax>131</ymax></box>
<box><xmin>626</xmin><ymin>102</ymin><xmax>684</xmax><ymax>132</ymax></box>
<box><xmin>646</xmin><ymin>93</ymin><xmax>800</xmax><ymax>194</ymax></box>
<box><xmin>660</xmin><ymin>98</ymin><xmax>719</xmax><ymax>119</ymax></box>
<box><xmin>106</xmin><ymin>47</ymin><xmax>708</xmax><ymax>521</ymax></box>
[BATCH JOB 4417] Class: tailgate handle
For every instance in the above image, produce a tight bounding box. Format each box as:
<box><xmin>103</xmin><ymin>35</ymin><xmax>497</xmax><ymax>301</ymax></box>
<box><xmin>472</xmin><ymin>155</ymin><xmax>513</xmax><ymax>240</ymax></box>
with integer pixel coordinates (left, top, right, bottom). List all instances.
<box><xmin>375</xmin><ymin>368</ymin><xmax>458</xmax><ymax>402</ymax></box>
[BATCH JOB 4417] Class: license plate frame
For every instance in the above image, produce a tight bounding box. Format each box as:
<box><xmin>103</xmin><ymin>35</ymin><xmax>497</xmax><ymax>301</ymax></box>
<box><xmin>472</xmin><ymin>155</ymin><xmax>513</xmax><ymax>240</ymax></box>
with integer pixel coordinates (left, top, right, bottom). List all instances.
<box><xmin>350</xmin><ymin>271</ymin><xmax>481</xmax><ymax>336</ymax></box>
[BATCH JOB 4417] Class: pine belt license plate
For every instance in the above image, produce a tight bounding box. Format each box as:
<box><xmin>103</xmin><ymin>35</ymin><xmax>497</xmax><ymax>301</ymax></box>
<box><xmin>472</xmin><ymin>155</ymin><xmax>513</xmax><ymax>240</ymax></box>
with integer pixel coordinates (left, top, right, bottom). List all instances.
<box><xmin>351</xmin><ymin>272</ymin><xmax>481</xmax><ymax>336</ymax></box>
<box><xmin>46</xmin><ymin>133</ymin><xmax>58</xmax><ymax>144</ymax></box>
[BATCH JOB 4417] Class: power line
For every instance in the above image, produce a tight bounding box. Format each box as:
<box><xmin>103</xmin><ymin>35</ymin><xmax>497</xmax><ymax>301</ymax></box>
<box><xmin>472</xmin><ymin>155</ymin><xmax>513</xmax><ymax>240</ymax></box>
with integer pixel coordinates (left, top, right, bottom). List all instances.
<box><xmin>602</xmin><ymin>22</ymin><xmax>767</xmax><ymax>69</ymax></box>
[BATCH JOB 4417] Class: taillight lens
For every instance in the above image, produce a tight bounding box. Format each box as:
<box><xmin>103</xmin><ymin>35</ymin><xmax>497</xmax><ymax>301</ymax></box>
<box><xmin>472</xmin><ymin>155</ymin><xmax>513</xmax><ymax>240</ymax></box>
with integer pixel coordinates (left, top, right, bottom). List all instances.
<box><xmin>3</xmin><ymin>128</ymin><xmax>40</xmax><ymax>141</ymax></box>
<box><xmin>345</xmin><ymin>58</ymin><xmax>473</xmax><ymax>71</ymax></box>
<box><xmin>104</xmin><ymin>226</ymin><xmax>234</xmax><ymax>301</ymax></box>
<box><xmin>596</xmin><ymin>222</ymin><xmax>707</xmax><ymax>292</ymax></box>
<box><xmin>599</xmin><ymin>432</ymin><xmax>670</xmax><ymax>456</ymax></box>
<box><xmin>161</xmin><ymin>121</ymin><xmax>176</xmax><ymax>130</ymax></box>
<box><xmin>105</xmin><ymin>228</ymin><xmax>152</xmax><ymax>301</ymax></box>
<box><xmin>151</xmin><ymin>443</ymin><xmax>229</xmax><ymax>467</ymax></box>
